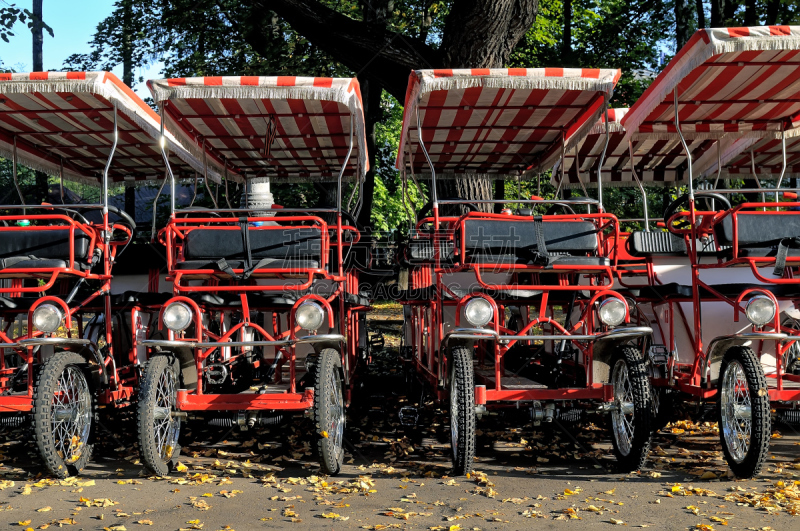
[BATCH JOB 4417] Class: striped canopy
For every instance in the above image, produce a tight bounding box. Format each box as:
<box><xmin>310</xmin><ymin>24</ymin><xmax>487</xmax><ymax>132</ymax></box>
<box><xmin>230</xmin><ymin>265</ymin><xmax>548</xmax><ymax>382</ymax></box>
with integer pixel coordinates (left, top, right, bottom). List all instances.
<box><xmin>396</xmin><ymin>68</ymin><xmax>621</xmax><ymax>179</ymax></box>
<box><xmin>0</xmin><ymin>71</ymin><xmax>209</xmax><ymax>185</ymax></box>
<box><xmin>553</xmin><ymin>108</ymin><xmax>738</xmax><ymax>188</ymax></box>
<box><xmin>148</xmin><ymin>76</ymin><xmax>368</xmax><ymax>182</ymax></box>
<box><xmin>715</xmin><ymin>134</ymin><xmax>800</xmax><ymax>179</ymax></box>
<box><xmin>622</xmin><ymin>26</ymin><xmax>800</xmax><ymax>141</ymax></box>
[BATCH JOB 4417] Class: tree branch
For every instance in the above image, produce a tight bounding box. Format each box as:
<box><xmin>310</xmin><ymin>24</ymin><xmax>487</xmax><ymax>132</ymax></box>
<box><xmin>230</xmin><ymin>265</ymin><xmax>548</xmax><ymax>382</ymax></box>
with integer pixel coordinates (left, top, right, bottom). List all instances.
<box><xmin>251</xmin><ymin>0</ymin><xmax>440</xmax><ymax>100</ymax></box>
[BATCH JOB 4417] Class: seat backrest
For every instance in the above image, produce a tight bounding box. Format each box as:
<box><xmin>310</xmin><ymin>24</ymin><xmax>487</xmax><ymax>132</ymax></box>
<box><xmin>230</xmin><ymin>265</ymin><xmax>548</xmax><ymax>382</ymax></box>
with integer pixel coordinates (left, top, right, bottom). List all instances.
<box><xmin>716</xmin><ymin>214</ymin><xmax>800</xmax><ymax>248</ymax></box>
<box><xmin>628</xmin><ymin>231</ymin><xmax>721</xmax><ymax>257</ymax></box>
<box><xmin>183</xmin><ymin>227</ymin><xmax>322</xmax><ymax>260</ymax></box>
<box><xmin>0</xmin><ymin>228</ymin><xmax>91</xmax><ymax>261</ymax></box>
<box><xmin>462</xmin><ymin>219</ymin><xmax>598</xmax><ymax>255</ymax></box>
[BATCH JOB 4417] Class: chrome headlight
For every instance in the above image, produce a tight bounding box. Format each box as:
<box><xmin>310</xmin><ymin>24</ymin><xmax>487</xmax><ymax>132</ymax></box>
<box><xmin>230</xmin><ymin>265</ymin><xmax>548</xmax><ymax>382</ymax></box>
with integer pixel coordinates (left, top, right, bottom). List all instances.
<box><xmin>464</xmin><ymin>297</ymin><xmax>493</xmax><ymax>327</ymax></box>
<box><xmin>163</xmin><ymin>302</ymin><xmax>193</xmax><ymax>332</ymax></box>
<box><xmin>295</xmin><ymin>302</ymin><xmax>325</xmax><ymax>331</ymax></box>
<box><xmin>745</xmin><ymin>295</ymin><xmax>776</xmax><ymax>326</ymax></box>
<box><xmin>598</xmin><ymin>298</ymin><xmax>626</xmax><ymax>326</ymax></box>
<box><xmin>32</xmin><ymin>304</ymin><xmax>63</xmax><ymax>334</ymax></box>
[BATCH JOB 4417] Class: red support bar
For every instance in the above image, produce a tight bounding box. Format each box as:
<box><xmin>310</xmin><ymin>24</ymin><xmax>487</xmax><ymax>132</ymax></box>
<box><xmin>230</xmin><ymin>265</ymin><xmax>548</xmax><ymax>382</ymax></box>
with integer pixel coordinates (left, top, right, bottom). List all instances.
<box><xmin>175</xmin><ymin>389</ymin><xmax>314</xmax><ymax>411</ymax></box>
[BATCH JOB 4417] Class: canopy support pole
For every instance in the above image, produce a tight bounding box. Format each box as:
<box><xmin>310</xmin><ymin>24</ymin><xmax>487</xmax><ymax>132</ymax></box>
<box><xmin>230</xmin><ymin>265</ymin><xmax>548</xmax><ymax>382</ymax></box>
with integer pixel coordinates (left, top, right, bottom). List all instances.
<box><xmin>750</xmin><ymin>150</ymin><xmax>765</xmax><ymax>208</ymax></box>
<box><xmin>12</xmin><ymin>136</ymin><xmax>25</xmax><ymax>208</ymax></box>
<box><xmin>223</xmin><ymin>164</ymin><xmax>232</xmax><ymax>209</ymax></box>
<box><xmin>628</xmin><ymin>140</ymin><xmax>649</xmax><ymax>231</ymax></box>
<box><xmin>776</xmin><ymin>129</ymin><xmax>787</xmax><ymax>203</ymax></box>
<box><xmin>597</xmin><ymin>104</ymin><xmax>610</xmax><ymax>211</ymax></box>
<box><xmin>102</xmin><ymin>102</ymin><xmax>119</xmax><ymax>217</ymax></box>
<box><xmin>159</xmin><ymin>110</ymin><xmax>176</xmax><ymax>216</ymax></box>
<box><xmin>337</xmin><ymin>113</ymin><xmax>355</xmax><ymax>213</ymax></box>
<box><xmin>416</xmin><ymin>106</ymin><xmax>437</xmax><ymax>206</ymax></box>
<box><xmin>554</xmin><ymin>132</ymin><xmax>566</xmax><ymax>200</ymax></box>
<box><xmin>573</xmin><ymin>144</ymin><xmax>590</xmax><ymax>212</ymax></box>
<box><xmin>674</xmin><ymin>87</ymin><xmax>693</xmax><ymax>200</ymax></box>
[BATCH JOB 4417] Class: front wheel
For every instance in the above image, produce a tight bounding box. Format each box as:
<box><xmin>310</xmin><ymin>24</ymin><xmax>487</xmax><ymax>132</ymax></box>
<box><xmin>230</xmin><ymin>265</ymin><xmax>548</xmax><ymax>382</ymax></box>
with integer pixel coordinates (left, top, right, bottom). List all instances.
<box><xmin>33</xmin><ymin>352</ymin><xmax>94</xmax><ymax>478</ymax></box>
<box><xmin>138</xmin><ymin>354</ymin><xmax>182</xmax><ymax>476</ymax></box>
<box><xmin>717</xmin><ymin>346</ymin><xmax>770</xmax><ymax>478</ymax></box>
<box><xmin>448</xmin><ymin>346</ymin><xmax>476</xmax><ymax>476</ymax></box>
<box><xmin>313</xmin><ymin>348</ymin><xmax>346</xmax><ymax>475</ymax></box>
<box><xmin>608</xmin><ymin>346</ymin><xmax>653</xmax><ymax>472</ymax></box>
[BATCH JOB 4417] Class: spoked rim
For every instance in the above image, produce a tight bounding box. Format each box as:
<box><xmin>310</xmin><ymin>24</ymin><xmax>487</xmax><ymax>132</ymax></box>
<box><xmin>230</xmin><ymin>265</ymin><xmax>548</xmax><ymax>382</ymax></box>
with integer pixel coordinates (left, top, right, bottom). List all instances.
<box><xmin>153</xmin><ymin>366</ymin><xmax>180</xmax><ymax>462</ymax></box>
<box><xmin>327</xmin><ymin>368</ymin><xmax>345</xmax><ymax>454</ymax></box>
<box><xmin>611</xmin><ymin>359</ymin><xmax>635</xmax><ymax>456</ymax></box>
<box><xmin>720</xmin><ymin>360</ymin><xmax>752</xmax><ymax>463</ymax></box>
<box><xmin>51</xmin><ymin>366</ymin><xmax>91</xmax><ymax>464</ymax></box>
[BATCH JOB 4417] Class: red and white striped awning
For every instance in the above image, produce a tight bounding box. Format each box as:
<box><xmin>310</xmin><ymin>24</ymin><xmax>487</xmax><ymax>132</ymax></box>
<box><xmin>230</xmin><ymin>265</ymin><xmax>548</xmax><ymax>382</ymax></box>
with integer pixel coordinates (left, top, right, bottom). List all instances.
<box><xmin>396</xmin><ymin>68</ymin><xmax>621</xmax><ymax>179</ymax></box>
<box><xmin>553</xmin><ymin>108</ymin><xmax>733</xmax><ymax>188</ymax></box>
<box><xmin>0</xmin><ymin>71</ymin><xmax>207</xmax><ymax>185</ymax></box>
<box><xmin>622</xmin><ymin>26</ymin><xmax>800</xmax><ymax>140</ymax></box>
<box><xmin>148</xmin><ymin>76</ymin><xmax>368</xmax><ymax>182</ymax></box>
<box><xmin>714</xmin><ymin>134</ymin><xmax>800</xmax><ymax>179</ymax></box>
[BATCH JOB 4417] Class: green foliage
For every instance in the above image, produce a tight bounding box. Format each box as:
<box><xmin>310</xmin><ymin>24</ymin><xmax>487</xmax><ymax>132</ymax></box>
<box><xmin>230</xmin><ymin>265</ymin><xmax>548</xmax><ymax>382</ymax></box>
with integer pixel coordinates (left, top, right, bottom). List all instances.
<box><xmin>0</xmin><ymin>3</ymin><xmax>53</xmax><ymax>44</ymax></box>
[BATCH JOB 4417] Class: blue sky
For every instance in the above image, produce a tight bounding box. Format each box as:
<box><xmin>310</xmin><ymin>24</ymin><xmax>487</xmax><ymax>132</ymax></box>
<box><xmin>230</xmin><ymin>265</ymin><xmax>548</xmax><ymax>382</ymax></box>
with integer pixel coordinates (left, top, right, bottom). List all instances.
<box><xmin>0</xmin><ymin>0</ymin><xmax>161</xmax><ymax>93</ymax></box>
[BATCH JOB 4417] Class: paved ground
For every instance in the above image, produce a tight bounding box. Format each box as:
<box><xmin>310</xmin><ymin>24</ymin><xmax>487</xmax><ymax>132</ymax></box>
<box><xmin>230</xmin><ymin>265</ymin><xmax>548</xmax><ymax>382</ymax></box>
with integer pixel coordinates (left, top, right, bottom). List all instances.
<box><xmin>1</xmin><ymin>309</ymin><xmax>798</xmax><ymax>530</ymax></box>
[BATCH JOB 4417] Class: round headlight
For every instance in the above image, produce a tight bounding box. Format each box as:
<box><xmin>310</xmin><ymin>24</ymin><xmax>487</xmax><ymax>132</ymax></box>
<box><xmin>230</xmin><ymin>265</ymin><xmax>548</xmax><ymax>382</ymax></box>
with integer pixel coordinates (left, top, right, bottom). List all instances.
<box><xmin>599</xmin><ymin>298</ymin><xmax>626</xmax><ymax>327</ymax></box>
<box><xmin>163</xmin><ymin>302</ymin><xmax>193</xmax><ymax>332</ymax></box>
<box><xmin>464</xmin><ymin>297</ymin><xmax>493</xmax><ymax>327</ymax></box>
<box><xmin>32</xmin><ymin>304</ymin><xmax>63</xmax><ymax>334</ymax></box>
<box><xmin>295</xmin><ymin>302</ymin><xmax>325</xmax><ymax>331</ymax></box>
<box><xmin>745</xmin><ymin>295</ymin><xmax>776</xmax><ymax>326</ymax></box>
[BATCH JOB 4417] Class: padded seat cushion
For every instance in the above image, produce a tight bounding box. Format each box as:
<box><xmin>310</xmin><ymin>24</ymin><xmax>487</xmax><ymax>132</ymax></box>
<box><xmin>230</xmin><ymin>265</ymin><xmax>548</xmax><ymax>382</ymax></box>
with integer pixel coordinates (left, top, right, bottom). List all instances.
<box><xmin>717</xmin><ymin>214</ymin><xmax>800</xmax><ymax>247</ymax></box>
<box><xmin>628</xmin><ymin>231</ymin><xmax>721</xmax><ymax>257</ymax></box>
<box><xmin>0</xmin><ymin>229</ymin><xmax>90</xmax><ymax>268</ymax></box>
<box><xmin>463</xmin><ymin>219</ymin><xmax>598</xmax><ymax>254</ymax></box>
<box><xmin>622</xmin><ymin>283</ymin><xmax>693</xmax><ymax>299</ymax></box>
<box><xmin>184</xmin><ymin>228</ymin><xmax>321</xmax><ymax>262</ymax></box>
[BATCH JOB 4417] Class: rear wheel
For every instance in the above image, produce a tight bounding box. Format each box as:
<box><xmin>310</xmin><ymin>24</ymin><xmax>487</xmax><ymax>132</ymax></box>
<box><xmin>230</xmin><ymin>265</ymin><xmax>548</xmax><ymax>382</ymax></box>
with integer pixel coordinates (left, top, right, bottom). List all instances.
<box><xmin>314</xmin><ymin>348</ymin><xmax>345</xmax><ymax>475</ymax></box>
<box><xmin>608</xmin><ymin>346</ymin><xmax>653</xmax><ymax>472</ymax></box>
<box><xmin>33</xmin><ymin>352</ymin><xmax>94</xmax><ymax>478</ymax></box>
<box><xmin>448</xmin><ymin>346</ymin><xmax>476</xmax><ymax>476</ymax></box>
<box><xmin>717</xmin><ymin>346</ymin><xmax>770</xmax><ymax>478</ymax></box>
<box><xmin>138</xmin><ymin>354</ymin><xmax>182</xmax><ymax>476</ymax></box>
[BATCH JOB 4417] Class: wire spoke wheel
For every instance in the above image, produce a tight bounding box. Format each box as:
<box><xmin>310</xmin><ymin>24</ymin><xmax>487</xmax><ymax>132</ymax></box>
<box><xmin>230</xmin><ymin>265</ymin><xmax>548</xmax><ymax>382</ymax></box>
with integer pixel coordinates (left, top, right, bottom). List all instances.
<box><xmin>608</xmin><ymin>347</ymin><xmax>652</xmax><ymax>472</ymax></box>
<box><xmin>34</xmin><ymin>352</ymin><xmax>94</xmax><ymax>478</ymax></box>
<box><xmin>717</xmin><ymin>346</ymin><xmax>770</xmax><ymax>478</ymax></box>
<box><xmin>138</xmin><ymin>355</ymin><xmax>182</xmax><ymax>476</ymax></box>
<box><xmin>314</xmin><ymin>348</ymin><xmax>346</xmax><ymax>475</ymax></box>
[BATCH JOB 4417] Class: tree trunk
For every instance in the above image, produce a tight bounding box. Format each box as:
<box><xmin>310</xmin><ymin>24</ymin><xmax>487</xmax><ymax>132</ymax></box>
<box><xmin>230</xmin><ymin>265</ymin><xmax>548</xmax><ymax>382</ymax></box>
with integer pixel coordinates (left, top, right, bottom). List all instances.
<box><xmin>675</xmin><ymin>0</ymin><xmax>692</xmax><ymax>50</ymax></box>
<box><xmin>121</xmin><ymin>0</ymin><xmax>134</xmax><ymax>86</ymax></box>
<box><xmin>765</xmin><ymin>0</ymin><xmax>780</xmax><ymax>24</ymax></box>
<box><xmin>356</xmin><ymin>74</ymin><xmax>381</xmax><ymax>228</ymax></box>
<box><xmin>696</xmin><ymin>0</ymin><xmax>706</xmax><ymax>28</ymax></box>
<box><xmin>562</xmin><ymin>0</ymin><xmax>572</xmax><ymax>66</ymax></box>
<box><xmin>744</xmin><ymin>0</ymin><xmax>757</xmax><ymax>26</ymax></box>
<box><xmin>723</xmin><ymin>0</ymin><xmax>736</xmax><ymax>25</ymax></box>
<box><xmin>32</xmin><ymin>0</ymin><xmax>43</xmax><ymax>71</ymax></box>
<box><xmin>32</xmin><ymin>0</ymin><xmax>48</xmax><ymax>204</ymax></box>
<box><xmin>709</xmin><ymin>0</ymin><xmax>724</xmax><ymax>27</ymax></box>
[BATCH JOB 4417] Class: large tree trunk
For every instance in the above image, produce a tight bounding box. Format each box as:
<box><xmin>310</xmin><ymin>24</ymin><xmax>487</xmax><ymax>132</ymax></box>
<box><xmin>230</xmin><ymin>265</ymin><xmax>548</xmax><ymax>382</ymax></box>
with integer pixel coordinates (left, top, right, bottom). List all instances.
<box><xmin>32</xmin><ymin>0</ymin><xmax>48</xmax><ymax>205</ymax></box>
<box><xmin>121</xmin><ymin>0</ymin><xmax>134</xmax><ymax>86</ymax></box>
<box><xmin>696</xmin><ymin>0</ymin><xmax>706</xmax><ymax>28</ymax></box>
<box><xmin>675</xmin><ymin>0</ymin><xmax>692</xmax><ymax>50</ymax></box>
<box><xmin>255</xmin><ymin>0</ymin><xmax>540</xmax><ymax>218</ymax></box>
<box><xmin>356</xmin><ymin>74</ymin><xmax>381</xmax><ymax>228</ymax></box>
<box><xmin>562</xmin><ymin>0</ymin><xmax>572</xmax><ymax>66</ymax></box>
<box><xmin>744</xmin><ymin>0</ymin><xmax>757</xmax><ymax>26</ymax></box>
<box><xmin>709</xmin><ymin>0</ymin><xmax>724</xmax><ymax>27</ymax></box>
<box><xmin>765</xmin><ymin>0</ymin><xmax>780</xmax><ymax>24</ymax></box>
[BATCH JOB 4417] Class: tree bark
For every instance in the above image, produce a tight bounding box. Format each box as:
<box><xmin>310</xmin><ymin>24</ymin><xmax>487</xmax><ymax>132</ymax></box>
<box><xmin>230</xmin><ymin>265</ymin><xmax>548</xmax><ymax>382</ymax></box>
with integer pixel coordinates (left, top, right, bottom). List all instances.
<box><xmin>121</xmin><ymin>0</ymin><xmax>134</xmax><ymax>86</ymax></box>
<box><xmin>562</xmin><ymin>0</ymin><xmax>572</xmax><ymax>66</ymax></box>
<box><xmin>356</xmin><ymin>74</ymin><xmax>381</xmax><ymax>228</ymax></box>
<box><xmin>744</xmin><ymin>0</ymin><xmax>757</xmax><ymax>26</ymax></box>
<box><xmin>695</xmin><ymin>0</ymin><xmax>706</xmax><ymax>28</ymax></box>
<box><xmin>674</xmin><ymin>0</ymin><xmax>692</xmax><ymax>50</ymax></box>
<box><xmin>765</xmin><ymin>0</ymin><xmax>780</xmax><ymax>24</ymax></box>
<box><xmin>709</xmin><ymin>0</ymin><xmax>724</xmax><ymax>27</ymax></box>
<box><xmin>32</xmin><ymin>0</ymin><xmax>43</xmax><ymax>71</ymax></box>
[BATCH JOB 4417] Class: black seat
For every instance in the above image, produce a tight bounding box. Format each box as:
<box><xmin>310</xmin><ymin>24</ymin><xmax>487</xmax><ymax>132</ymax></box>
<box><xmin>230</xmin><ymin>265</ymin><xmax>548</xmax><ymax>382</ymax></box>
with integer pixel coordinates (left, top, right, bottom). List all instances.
<box><xmin>628</xmin><ymin>231</ymin><xmax>722</xmax><ymax>257</ymax></box>
<box><xmin>462</xmin><ymin>219</ymin><xmax>602</xmax><ymax>266</ymax></box>
<box><xmin>715</xmin><ymin>214</ymin><xmax>800</xmax><ymax>259</ymax></box>
<box><xmin>622</xmin><ymin>283</ymin><xmax>693</xmax><ymax>299</ymax></box>
<box><xmin>181</xmin><ymin>227</ymin><xmax>322</xmax><ymax>272</ymax></box>
<box><xmin>0</xmin><ymin>229</ymin><xmax>91</xmax><ymax>271</ymax></box>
